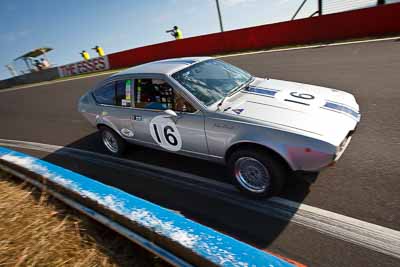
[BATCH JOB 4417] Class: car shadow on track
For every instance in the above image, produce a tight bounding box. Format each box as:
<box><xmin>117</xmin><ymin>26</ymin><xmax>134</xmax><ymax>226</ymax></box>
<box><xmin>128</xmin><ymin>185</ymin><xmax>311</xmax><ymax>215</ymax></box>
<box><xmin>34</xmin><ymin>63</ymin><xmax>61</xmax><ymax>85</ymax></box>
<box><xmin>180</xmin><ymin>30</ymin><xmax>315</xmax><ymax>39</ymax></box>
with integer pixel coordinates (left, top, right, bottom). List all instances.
<box><xmin>41</xmin><ymin>132</ymin><xmax>316</xmax><ymax>253</ymax></box>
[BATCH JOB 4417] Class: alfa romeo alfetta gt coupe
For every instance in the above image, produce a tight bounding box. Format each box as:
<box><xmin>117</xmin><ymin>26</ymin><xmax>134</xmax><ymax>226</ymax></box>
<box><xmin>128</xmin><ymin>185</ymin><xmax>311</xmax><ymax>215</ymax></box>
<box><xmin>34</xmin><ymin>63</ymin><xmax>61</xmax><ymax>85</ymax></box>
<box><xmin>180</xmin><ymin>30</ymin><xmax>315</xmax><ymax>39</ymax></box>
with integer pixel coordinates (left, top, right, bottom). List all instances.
<box><xmin>78</xmin><ymin>57</ymin><xmax>360</xmax><ymax>197</ymax></box>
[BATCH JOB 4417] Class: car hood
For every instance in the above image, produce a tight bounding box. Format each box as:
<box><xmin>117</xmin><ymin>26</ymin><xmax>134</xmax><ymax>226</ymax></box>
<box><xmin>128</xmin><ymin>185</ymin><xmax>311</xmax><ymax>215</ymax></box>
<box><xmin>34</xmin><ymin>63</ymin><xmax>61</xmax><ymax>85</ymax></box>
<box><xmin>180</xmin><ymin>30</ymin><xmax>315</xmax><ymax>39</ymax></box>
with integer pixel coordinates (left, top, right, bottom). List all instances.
<box><xmin>221</xmin><ymin>78</ymin><xmax>360</xmax><ymax>146</ymax></box>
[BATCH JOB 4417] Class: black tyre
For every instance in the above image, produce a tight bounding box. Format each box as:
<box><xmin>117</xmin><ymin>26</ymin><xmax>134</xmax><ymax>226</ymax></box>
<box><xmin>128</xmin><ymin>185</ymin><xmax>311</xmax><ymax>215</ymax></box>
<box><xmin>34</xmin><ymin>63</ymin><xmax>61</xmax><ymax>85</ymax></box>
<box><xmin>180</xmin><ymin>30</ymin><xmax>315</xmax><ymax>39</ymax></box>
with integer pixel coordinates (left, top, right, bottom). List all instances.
<box><xmin>99</xmin><ymin>126</ymin><xmax>127</xmax><ymax>156</ymax></box>
<box><xmin>227</xmin><ymin>148</ymin><xmax>287</xmax><ymax>198</ymax></box>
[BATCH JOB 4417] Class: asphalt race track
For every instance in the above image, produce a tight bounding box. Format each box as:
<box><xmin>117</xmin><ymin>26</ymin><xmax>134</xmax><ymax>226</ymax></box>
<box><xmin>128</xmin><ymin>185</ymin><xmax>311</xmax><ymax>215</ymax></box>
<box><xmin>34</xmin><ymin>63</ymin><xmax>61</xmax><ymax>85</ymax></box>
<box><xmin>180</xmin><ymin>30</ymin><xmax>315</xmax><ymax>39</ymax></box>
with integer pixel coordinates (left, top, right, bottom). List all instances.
<box><xmin>1</xmin><ymin>39</ymin><xmax>400</xmax><ymax>267</ymax></box>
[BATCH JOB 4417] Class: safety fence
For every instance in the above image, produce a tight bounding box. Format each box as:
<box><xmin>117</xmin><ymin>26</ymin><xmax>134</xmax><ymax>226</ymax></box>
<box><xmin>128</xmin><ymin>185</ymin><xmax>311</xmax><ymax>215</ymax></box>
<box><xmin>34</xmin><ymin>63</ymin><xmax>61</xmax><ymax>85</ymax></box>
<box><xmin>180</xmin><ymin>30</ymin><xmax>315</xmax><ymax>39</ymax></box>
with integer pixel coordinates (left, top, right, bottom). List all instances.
<box><xmin>292</xmin><ymin>0</ymin><xmax>393</xmax><ymax>18</ymax></box>
<box><xmin>0</xmin><ymin>147</ymin><xmax>295</xmax><ymax>267</ymax></box>
<box><xmin>106</xmin><ymin>3</ymin><xmax>400</xmax><ymax>69</ymax></box>
<box><xmin>322</xmin><ymin>0</ymin><xmax>388</xmax><ymax>15</ymax></box>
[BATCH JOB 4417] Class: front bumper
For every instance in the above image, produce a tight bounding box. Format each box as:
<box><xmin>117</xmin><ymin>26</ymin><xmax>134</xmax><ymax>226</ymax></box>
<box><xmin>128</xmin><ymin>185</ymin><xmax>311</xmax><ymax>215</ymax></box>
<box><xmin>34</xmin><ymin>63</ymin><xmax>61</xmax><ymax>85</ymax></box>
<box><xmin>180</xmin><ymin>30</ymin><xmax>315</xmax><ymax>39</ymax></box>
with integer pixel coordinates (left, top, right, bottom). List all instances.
<box><xmin>334</xmin><ymin>136</ymin><xmax>352</xmax><ymax>162</ymax></box>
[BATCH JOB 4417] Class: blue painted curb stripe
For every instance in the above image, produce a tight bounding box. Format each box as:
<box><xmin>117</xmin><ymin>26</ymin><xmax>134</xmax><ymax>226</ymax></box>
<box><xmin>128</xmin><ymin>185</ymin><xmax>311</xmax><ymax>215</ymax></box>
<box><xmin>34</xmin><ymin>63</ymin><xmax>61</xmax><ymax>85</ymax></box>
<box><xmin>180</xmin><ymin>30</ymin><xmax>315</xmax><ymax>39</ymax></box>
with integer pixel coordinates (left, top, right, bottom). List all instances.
<box><xmin>0</xmin><ymin>147</ymin><xmax>294</xmax><ymax>267</ymax></box>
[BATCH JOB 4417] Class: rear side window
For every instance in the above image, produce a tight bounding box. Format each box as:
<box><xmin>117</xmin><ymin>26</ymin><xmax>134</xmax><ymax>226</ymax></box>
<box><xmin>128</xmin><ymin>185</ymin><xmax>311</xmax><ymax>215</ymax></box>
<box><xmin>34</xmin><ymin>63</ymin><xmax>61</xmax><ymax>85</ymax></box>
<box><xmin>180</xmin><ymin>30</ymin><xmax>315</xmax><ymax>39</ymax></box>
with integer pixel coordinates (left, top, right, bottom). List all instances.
<box><xmin>92</xmin><ymin>83</ymin><xmax>115</xmax><ymax>105</ymax></box>
<box><xmin>93</xmin><ymin>79</ymin><xmax>132</xmax><ymax>107</ymax></box>
<box><xmin>116</xmin><ymin>80</ymin><xmax>132</xmax><ymax>107</ymax></box>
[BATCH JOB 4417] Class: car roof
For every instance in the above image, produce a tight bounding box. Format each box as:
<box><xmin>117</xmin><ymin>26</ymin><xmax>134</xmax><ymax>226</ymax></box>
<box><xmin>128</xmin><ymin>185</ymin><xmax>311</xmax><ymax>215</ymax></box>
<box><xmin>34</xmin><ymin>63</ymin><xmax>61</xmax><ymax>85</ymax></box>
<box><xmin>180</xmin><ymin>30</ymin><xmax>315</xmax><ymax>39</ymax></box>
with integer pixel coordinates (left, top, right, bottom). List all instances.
<box><xmin>111</xmin><ymin>57</ymin><xmax>212</xmax><ymax>77</ymax></box>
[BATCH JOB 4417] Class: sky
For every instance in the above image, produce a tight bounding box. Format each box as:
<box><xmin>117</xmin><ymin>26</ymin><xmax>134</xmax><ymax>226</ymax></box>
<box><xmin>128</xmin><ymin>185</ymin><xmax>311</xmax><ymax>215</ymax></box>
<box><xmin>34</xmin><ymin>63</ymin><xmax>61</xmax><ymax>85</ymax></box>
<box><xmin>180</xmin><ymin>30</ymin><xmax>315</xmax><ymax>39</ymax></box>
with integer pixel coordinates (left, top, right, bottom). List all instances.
<box><xmin>0</xmin><ymin>0</ymin><xmax>397</xmax><ymax>80</ymax></box>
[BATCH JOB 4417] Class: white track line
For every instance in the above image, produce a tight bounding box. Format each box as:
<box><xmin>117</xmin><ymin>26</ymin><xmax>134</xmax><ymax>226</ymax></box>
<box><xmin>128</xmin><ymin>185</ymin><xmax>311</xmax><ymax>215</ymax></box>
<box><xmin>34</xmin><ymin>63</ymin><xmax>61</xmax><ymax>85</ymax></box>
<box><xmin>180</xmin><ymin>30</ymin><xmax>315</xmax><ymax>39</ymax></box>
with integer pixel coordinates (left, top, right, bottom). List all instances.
<box><xmin>1</xmin><ymin>138</ymin><xmax>400</xmax><ymax>259</ymax></box>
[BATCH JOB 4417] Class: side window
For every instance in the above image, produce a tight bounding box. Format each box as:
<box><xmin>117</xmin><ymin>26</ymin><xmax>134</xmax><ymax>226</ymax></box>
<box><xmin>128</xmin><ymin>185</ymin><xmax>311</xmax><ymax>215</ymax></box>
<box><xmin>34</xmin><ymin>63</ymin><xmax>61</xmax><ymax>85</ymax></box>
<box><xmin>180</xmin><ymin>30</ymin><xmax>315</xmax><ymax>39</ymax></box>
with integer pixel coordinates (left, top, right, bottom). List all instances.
<box><xmin>93</xmin><ymin>80</ymin><xmax>133</xmax><ymax>107</ymax></box>
<box><xmin>134</xmin><ymin>79</ymin><xmax>174</xmax><ymax>110</ymax></box>
<box><xmin>92</xmin><ymin>83</ymin><xmax>115</xmax><ymax>105</ymax></box>
<box><xmin>134</xmin><ymin>78</ymin><xmax>196</xmax><ymax>112</ymax></box>
<box><xmin>116</xmin><ymin>80</ymin><xmax>132</xmax><ymax>107</ymax></box>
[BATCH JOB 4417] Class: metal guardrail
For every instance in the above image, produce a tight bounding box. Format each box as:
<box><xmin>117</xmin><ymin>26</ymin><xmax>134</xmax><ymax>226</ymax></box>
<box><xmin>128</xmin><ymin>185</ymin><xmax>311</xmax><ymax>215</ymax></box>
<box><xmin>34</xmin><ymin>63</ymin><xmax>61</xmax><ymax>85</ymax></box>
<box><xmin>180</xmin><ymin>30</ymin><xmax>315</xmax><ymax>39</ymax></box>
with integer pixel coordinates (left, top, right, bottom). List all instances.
<box><xmin>0</xmin><ymin>147</ymin><xmax>295</xmax><ymax>267</ymax></box>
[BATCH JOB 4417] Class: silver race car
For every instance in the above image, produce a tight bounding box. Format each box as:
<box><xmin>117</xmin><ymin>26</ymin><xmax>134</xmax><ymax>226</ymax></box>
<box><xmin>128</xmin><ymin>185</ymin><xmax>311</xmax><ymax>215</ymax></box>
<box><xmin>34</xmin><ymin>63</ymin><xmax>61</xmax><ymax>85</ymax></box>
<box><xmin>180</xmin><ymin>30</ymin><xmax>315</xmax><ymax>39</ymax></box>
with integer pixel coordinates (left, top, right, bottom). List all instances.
<box><xmin>78</xmin><ymin>57</ymin><xmax>360</xmax><ymax>197</ymax></box>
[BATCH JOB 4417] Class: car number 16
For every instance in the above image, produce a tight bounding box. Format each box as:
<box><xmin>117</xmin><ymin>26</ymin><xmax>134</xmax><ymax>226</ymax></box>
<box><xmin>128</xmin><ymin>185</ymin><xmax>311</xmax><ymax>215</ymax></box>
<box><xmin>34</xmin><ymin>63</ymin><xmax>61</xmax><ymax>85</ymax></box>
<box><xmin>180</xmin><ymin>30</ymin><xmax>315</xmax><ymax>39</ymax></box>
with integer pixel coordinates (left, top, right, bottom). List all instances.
<box><xmin>149</xmin><ymin>115</ymin><xmax>182</xmax><ymax>152</ymax></box>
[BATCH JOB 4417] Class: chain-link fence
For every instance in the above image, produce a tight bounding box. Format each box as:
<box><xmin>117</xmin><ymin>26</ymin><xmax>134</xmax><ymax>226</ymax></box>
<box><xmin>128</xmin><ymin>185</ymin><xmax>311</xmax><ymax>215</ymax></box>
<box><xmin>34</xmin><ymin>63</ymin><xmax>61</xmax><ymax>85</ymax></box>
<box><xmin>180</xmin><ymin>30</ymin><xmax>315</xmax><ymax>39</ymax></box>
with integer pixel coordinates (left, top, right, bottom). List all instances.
<box><xmin>292</xmin><ymin>0</ymin><xmax>400</xmax><ymax>20</ymax></box>
<box><xmin>322</xmin><ymin>0</ymin><xmax>399</xmax><ymax>14</ymax></box>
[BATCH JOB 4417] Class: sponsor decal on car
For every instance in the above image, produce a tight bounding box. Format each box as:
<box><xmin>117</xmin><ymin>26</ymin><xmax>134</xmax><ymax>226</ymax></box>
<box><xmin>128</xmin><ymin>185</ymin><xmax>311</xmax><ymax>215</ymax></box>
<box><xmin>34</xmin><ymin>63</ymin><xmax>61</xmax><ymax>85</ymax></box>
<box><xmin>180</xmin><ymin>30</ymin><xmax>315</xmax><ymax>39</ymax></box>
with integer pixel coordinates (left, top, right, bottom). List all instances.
<box><xmin>120</xmin><ymin>128</ymin><xmax>134</xmax><ymax>137</ymax></box>
<box><xmin>232</xmin><ymin>108</ymin><xmax>244</xmax><ymax>114</ymax></box>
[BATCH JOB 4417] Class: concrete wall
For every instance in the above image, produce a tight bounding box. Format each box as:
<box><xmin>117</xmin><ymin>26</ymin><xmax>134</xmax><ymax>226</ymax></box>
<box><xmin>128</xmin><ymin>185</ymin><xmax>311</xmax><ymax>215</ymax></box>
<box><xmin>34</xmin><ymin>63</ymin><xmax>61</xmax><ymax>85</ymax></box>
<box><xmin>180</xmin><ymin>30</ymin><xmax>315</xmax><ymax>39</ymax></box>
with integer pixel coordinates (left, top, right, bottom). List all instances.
<box><xmin>107</xmin><ymin>3</ymin><xmax>400</xmax><ymax>69</ymax></box>
<box><xmin>0</xmin><ymin>67</ymin><xmax>60</xmax><ymax>89</ymax></box>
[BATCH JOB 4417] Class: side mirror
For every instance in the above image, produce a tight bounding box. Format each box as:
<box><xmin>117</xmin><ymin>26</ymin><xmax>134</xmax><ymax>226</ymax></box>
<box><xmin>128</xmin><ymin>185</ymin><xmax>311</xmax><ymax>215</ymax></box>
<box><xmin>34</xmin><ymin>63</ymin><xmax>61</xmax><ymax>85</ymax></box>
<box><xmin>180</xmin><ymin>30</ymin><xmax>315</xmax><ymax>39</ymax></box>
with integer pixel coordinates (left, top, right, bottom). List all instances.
<box><xmin>164</xmin><ymin>109</ymin><xmax>178</xmax><ymax>117</ymax></box>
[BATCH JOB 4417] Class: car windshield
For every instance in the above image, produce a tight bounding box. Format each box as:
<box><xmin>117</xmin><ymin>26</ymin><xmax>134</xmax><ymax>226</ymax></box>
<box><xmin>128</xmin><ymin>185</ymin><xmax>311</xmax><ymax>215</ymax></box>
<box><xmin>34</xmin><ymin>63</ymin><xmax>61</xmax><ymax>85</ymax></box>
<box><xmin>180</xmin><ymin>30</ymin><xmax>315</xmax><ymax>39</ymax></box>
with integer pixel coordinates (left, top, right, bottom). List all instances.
<box><xmin>172</xmin><ymin>59</ymin><xmax>252</xmax><ymax>106</ymax></box>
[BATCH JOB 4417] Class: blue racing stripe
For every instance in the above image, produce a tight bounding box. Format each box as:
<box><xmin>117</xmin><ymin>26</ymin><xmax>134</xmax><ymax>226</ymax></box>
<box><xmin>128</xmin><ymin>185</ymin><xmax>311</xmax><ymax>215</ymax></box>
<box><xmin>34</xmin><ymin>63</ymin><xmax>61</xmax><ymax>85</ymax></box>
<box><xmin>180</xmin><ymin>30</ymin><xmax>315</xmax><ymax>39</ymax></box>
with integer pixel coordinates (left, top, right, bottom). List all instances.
<box><xmin>245</xmin><ymin>87</ymin><xmax>278</xmax><ymax>97</ymax></box>
<box><xmin>324</xmin><ymin>101</ymin><xmax>360</xmax><ymax>121</ymax></box>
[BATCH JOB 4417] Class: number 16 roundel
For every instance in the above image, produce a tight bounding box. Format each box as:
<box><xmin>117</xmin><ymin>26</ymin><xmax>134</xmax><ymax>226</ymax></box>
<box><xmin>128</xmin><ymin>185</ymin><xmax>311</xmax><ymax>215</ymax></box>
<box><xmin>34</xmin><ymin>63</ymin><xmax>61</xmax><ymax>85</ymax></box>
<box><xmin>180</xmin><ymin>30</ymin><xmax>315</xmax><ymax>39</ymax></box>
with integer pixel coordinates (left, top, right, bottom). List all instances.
<box><xmin>149</xmin><ymin>115</ymin><xmax>182</xmax><ymax>152</ymax></box>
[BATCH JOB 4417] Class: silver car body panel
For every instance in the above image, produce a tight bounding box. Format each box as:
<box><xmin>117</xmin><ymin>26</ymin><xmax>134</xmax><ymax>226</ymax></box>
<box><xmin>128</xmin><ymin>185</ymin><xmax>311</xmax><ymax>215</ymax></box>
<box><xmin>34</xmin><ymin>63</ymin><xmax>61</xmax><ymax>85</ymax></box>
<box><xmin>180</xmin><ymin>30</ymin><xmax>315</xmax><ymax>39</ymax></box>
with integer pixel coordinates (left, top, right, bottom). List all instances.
<box><xmin>78</xmin><ymin>57</ymin><xmax>360</xmax><ymax>172</ymax></box>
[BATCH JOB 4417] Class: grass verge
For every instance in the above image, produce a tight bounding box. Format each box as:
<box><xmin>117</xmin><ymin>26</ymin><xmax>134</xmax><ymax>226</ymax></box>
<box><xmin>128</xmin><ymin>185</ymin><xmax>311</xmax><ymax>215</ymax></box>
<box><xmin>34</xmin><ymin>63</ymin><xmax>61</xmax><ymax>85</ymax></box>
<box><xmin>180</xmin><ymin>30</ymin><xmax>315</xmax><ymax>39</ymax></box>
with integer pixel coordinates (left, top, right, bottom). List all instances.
<box><xmin>0</xmin><ymin>170</ymin><xmax>169</xmax><ymax>267</ymax></box>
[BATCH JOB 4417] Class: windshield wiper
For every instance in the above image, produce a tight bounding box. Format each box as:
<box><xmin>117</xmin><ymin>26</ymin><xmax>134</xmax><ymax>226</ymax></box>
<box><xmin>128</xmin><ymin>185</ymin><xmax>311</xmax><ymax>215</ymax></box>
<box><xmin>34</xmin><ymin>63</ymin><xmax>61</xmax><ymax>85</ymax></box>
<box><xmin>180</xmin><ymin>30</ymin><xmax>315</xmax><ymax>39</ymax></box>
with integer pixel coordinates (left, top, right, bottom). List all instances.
<box><xmin>217</xmin><ymin>77</ymin><xmax>254</xmax><ymax>111</ymax></box>
<box><xmin>217</xmin><ymin>94</ymin><xmax>229</xmax><ymax>111</ymax></box>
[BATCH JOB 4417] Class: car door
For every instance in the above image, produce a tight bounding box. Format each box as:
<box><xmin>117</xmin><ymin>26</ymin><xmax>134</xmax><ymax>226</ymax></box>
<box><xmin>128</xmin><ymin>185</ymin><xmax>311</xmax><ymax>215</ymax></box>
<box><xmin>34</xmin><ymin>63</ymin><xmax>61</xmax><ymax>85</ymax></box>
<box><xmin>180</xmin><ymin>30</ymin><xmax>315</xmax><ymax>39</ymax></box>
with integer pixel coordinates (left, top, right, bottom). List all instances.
<box><xmin>92</xmin><ymin>78</ymin><xmax>138</xmax><ymax>141</ymax></box>
<box><xmin>131</xmin><ymin>77</ymin><xmax>209</xmax><ymax>157</ymax></box>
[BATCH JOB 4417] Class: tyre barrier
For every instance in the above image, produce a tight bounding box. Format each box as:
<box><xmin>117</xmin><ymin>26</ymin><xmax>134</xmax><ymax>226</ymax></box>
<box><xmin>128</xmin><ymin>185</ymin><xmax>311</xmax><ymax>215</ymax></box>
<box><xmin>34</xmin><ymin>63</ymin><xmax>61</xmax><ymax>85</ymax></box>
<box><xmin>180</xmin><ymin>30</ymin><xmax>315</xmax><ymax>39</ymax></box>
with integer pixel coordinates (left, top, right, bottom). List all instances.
<box><xmin>0</xmin><ymin>147</ymin><xmax>295</xmax><ymax>267</ymax></box>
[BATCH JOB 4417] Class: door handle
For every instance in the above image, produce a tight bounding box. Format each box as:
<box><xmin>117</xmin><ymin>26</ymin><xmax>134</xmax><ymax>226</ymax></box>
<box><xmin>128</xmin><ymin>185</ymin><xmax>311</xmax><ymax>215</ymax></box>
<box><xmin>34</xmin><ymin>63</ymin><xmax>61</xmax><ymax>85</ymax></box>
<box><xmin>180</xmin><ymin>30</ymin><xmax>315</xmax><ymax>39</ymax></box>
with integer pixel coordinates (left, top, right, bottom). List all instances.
<box><xmin>131</xmin><ymin>115</ymin><xmax>143</xmax><ymax>121</ymax></box>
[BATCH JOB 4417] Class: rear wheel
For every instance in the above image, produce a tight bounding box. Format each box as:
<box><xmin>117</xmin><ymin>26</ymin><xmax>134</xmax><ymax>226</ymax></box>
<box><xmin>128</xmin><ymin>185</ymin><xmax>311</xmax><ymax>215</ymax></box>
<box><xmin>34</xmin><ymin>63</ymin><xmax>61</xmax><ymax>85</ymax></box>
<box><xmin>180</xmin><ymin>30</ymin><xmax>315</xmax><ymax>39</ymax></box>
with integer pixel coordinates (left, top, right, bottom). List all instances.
<box><xmin>99</xmin><ymin>126</ymin><xmax>126</xmax><ymax>156</ymax></box>
<box><xmin>228</xmin><ymin>148</ymin><xmax>287</xmax><ymax>198</ymax></box>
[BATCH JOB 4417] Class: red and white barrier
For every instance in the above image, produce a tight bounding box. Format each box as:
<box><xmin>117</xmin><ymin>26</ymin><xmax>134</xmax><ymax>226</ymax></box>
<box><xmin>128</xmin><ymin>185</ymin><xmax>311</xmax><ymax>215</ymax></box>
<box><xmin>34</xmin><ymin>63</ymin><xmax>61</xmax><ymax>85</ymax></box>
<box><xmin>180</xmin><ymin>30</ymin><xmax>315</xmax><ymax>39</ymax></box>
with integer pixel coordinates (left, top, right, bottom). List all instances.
<box><xmin>57</xmin><ymin>56</ymin><xmax>109</xmax><ymax>78</ymax></box>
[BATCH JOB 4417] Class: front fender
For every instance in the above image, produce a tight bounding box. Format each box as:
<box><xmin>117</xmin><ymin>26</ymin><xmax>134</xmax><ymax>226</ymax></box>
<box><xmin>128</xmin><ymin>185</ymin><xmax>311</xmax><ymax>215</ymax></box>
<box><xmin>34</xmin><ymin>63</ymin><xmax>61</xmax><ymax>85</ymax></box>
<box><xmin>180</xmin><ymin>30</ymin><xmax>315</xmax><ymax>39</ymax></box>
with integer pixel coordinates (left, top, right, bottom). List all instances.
<box><xmin>206</xmin><ymin>114</ymin><xmax>337</xmax><ymax>171</ymax></box>
<box><xmin>228</xmin><ymin>128</ymin><xmax>337</xmax><ymax>171</ymax></box>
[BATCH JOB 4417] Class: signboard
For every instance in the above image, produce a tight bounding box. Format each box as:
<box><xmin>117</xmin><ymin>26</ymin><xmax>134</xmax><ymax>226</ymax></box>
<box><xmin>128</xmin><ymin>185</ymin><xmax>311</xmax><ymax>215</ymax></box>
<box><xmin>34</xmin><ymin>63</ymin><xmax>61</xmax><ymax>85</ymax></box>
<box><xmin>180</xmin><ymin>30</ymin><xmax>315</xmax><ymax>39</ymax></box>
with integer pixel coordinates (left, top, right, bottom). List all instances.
<box><xmin>57</xmin><ymin>56</ymin><xmax>109</xmax><ymax>77</ymax></box>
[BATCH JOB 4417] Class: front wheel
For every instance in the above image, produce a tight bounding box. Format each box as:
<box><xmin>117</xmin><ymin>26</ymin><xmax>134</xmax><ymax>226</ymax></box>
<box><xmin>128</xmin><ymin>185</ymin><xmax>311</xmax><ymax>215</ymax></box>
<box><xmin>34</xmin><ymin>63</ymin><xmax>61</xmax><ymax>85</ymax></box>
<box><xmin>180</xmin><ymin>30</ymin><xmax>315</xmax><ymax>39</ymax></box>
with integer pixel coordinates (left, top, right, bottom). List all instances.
<box><xmin>99</xmin><ymin>126</ymin><xmax>126</xmax><ymax>156</ymax></box>
<box><xmin>228</xmin><ymin>149</ymin><xmax>287</xmax><ymax>198</ymax></box>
